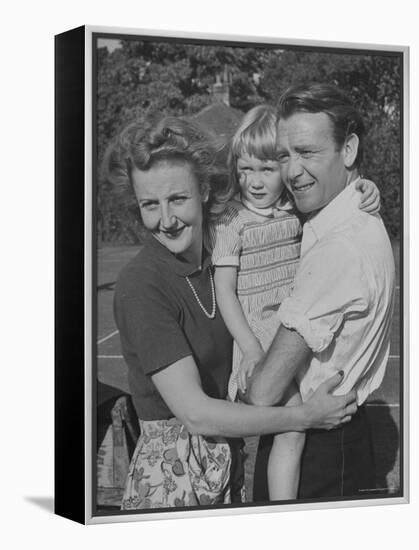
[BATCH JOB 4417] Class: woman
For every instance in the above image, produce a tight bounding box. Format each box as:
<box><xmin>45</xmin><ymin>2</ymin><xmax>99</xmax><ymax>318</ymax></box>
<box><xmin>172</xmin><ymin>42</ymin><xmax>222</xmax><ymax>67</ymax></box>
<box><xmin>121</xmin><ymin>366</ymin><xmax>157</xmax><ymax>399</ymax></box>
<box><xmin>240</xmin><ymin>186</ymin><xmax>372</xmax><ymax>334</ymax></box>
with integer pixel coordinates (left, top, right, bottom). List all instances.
<box><xmin>103</xmin><ymin>116</ymin><xmax>357</xmax><ymax>510</ymax></box>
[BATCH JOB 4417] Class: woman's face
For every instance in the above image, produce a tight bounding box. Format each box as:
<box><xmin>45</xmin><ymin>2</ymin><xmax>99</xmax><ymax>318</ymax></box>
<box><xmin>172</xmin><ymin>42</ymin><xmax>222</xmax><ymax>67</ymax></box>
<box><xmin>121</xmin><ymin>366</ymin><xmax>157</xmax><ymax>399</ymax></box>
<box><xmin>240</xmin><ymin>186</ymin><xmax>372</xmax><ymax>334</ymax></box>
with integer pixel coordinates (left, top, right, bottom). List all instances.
<box><xmin>132</xmin><ymin>160</ymin><xmax>207</xmax><ymax>265</ymax></box>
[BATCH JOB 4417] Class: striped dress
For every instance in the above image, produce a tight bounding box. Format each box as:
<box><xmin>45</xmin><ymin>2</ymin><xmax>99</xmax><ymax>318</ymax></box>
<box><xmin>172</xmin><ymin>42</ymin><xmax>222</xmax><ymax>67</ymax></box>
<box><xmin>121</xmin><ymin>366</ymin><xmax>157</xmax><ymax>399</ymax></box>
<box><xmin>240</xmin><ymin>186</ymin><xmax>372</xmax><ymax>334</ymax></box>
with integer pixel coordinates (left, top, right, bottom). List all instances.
<box><xmin>208</xmin><ymin>196</ymin><xmax>302</xmax><ymax>400</ymax></box>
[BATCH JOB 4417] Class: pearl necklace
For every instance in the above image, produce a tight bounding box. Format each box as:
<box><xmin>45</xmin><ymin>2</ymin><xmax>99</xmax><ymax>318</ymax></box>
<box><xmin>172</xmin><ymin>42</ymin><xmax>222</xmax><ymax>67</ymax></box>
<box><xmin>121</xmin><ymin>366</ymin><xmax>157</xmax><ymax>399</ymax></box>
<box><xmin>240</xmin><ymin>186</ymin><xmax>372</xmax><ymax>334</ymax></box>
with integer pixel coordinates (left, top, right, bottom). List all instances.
<box><xmin>185</xmin><ymin>267</ymin><xmax>216</xmax><ymax>319</ymax></box>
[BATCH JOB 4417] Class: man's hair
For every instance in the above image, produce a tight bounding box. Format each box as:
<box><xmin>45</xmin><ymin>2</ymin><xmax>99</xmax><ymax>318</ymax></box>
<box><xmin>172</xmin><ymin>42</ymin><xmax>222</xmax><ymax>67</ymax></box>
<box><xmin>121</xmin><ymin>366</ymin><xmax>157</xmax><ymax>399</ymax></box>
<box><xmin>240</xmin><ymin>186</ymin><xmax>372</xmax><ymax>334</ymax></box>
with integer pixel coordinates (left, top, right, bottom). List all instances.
<box><xmin>277</xmin><ymin>83</ymin><xmax>365</xmax><ymax>168</ymax></box>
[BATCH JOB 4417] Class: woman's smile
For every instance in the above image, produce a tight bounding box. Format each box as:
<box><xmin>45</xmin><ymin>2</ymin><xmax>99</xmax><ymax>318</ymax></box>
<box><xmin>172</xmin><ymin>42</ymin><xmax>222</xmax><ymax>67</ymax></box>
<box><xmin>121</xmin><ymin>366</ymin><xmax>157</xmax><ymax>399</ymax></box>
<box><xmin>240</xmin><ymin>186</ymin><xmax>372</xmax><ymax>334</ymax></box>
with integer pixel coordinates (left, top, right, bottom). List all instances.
<box><xmin>159</xmin><ymin>224</ymin><xmax>186</xmax><ymax>238</ymax></box>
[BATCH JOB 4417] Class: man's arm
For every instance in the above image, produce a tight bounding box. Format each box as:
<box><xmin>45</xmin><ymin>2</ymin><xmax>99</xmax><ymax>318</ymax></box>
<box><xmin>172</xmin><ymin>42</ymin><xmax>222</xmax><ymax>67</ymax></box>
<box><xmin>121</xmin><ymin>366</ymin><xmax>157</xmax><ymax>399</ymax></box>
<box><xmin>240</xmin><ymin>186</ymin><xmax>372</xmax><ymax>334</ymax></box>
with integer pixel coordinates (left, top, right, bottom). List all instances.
<box><xmin>244</xmin><ymin>236</ymin><xmax>370</xmax><ymax>407</ymax></box>
<box><xmin>244</xmin><ymin>325</ymin><xmax>311</xmax><ymax>406</ymax></box>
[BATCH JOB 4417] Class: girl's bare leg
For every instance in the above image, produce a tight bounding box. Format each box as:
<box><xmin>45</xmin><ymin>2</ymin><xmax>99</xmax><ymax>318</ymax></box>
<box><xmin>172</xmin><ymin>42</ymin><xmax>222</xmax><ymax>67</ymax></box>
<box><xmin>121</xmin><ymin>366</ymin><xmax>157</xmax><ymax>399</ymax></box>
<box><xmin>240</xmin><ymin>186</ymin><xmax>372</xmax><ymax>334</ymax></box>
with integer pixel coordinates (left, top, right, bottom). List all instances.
<box><xmin>267</xmin><ymin>382</ymin><xmax>305</xmax><ymax>501</ymax></box>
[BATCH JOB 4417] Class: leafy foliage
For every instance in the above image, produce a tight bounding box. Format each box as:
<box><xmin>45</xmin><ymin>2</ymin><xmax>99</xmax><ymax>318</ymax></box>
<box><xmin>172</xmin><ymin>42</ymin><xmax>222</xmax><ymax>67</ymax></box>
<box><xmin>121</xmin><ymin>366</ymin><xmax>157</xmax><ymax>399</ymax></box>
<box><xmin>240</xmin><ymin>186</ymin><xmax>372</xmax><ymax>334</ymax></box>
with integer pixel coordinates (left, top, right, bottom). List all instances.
<box><xmin>96</xmin><ymin>39</ymin><xmax>402</xmax><ymax>243</ymax></box>
<box><xmin>261</xmin><ymin>49</ymin><xmax>402</xmax><ymax>238</ymax></box>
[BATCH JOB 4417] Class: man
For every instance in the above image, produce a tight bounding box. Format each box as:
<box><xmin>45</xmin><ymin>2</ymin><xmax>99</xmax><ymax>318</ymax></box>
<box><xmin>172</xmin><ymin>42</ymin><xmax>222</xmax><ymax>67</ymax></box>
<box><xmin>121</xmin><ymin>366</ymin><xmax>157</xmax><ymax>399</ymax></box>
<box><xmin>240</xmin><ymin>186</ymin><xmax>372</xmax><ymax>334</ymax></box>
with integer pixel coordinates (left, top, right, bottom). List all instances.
<box><xmin>246</xmin><ymin>83</ymin><xmax>396</xmax><ymax>500</ymax></box>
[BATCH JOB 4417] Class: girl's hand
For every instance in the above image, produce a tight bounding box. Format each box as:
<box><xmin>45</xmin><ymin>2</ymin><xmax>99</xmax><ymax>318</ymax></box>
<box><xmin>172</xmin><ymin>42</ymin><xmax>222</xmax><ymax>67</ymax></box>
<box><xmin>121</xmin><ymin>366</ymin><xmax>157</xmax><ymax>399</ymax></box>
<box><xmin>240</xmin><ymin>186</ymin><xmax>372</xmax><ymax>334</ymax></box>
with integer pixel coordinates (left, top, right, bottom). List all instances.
<box><xmin>237</xmin><ymin>343</ymin><xmax>264</xmax><ymax>393</ymax></box>
<box><xmin>356</xmin><ymin>178</ymin><xmax>381</xmax><ymax>214</ymax></box>
<box><xmin>303</xmin><ymin>372</ymin><xmax>358</xmax><ymax>430</ymax></box>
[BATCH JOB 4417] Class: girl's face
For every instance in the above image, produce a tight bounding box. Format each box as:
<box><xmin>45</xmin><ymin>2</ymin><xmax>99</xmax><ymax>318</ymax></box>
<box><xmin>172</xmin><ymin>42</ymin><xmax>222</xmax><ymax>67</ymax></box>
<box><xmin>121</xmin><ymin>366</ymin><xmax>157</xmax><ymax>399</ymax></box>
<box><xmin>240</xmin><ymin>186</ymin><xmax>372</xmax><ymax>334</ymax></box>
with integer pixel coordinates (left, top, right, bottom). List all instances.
<box><xmin>237</xmin><ymin>153</ymin><xmax>284</xmax><ymax>208</ymax></box>
<box><xmin>132</xmin><ymin>160</ymin><xmax>207</xmax><ymax>266</ymax></box>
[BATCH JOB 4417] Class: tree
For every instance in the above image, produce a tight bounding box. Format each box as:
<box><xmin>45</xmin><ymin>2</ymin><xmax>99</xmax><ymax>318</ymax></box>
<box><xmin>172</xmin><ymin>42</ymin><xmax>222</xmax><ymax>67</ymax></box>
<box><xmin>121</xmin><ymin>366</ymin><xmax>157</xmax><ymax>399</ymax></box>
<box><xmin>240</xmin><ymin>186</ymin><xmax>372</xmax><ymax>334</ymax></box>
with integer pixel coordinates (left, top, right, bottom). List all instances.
<box><xmin>96</xmin><ymin>41</ymin><xmax>402</xmax><ymax>243</ymax></box>
<box><xmin>96</xmin><ymin>39</ymin><xmax>268</xmax><ymax>243</ymax></box>
<box><xmin>261</xmin><ymin>49</ymin><xmax>402</xmax><ymax>237</ymax></box>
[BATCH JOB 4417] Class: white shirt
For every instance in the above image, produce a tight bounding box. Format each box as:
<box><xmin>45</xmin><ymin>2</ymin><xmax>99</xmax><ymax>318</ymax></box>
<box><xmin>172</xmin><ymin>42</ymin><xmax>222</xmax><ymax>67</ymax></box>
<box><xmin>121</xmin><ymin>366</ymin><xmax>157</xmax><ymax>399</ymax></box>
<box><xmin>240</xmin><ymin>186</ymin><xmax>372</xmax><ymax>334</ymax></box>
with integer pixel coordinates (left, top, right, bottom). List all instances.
<box><xmin>277</xmin><ymin>181</ymin><xmax>396</xmax><ymax>404</ymax></box>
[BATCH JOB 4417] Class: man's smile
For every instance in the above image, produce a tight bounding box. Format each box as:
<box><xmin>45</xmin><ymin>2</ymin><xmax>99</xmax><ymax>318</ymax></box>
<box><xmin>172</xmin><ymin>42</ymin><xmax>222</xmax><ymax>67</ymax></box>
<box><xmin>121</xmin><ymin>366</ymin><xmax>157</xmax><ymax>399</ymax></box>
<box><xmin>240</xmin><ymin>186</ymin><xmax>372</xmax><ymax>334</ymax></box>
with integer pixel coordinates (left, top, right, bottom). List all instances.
<box><xmin>291</xmin><ymin>181</ymin><xmax>315</xmax><ymax>194</ymax></box>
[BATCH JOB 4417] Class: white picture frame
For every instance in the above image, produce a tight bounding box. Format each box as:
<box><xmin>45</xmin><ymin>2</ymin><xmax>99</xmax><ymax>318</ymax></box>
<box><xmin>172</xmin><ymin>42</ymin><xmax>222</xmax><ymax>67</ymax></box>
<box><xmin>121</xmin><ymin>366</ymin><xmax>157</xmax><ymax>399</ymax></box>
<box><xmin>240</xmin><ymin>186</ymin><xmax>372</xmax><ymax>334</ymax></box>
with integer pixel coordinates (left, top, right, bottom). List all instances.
<box><xmin>54</xmin><ymin>24</ymin><xmax>409</xmax><ymax>525</ymax></box>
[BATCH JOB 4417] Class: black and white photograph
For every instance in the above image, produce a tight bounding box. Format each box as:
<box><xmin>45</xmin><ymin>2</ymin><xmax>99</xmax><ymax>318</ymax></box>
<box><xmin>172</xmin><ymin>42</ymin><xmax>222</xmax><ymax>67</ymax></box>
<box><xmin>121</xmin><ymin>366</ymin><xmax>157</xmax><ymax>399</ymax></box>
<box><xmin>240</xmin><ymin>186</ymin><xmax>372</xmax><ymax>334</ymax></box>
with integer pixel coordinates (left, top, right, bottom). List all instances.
<box><xmin>5</xmin><ymin>0</ymin><xmax>418</xmax><ymax>547</ymax></box>
<box><xmin>67</xmin><ymin>27</ymin><xmax>408</xmax><ymax>522</ymax></box>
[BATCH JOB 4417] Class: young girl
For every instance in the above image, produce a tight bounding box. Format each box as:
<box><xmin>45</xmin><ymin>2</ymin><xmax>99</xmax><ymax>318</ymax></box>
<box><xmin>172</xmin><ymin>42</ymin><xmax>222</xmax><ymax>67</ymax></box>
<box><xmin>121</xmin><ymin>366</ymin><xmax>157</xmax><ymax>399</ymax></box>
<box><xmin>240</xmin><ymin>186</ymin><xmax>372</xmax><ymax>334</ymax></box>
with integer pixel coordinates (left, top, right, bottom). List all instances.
<box><xmin>209</xmin><ymin>104</ymin><xmax>380</xmax><ymax>501</ymax></box>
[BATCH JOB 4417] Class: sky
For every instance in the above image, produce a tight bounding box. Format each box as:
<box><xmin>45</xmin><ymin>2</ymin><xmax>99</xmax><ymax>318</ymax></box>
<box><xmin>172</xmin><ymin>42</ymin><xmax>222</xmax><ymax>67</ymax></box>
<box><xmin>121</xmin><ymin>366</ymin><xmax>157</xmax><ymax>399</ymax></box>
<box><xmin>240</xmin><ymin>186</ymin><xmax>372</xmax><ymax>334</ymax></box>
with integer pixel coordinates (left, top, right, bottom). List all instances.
<box><xmin>97</xmin><ymin>38</ymin><xmax>121</xmax><ymax>52</ymax></box>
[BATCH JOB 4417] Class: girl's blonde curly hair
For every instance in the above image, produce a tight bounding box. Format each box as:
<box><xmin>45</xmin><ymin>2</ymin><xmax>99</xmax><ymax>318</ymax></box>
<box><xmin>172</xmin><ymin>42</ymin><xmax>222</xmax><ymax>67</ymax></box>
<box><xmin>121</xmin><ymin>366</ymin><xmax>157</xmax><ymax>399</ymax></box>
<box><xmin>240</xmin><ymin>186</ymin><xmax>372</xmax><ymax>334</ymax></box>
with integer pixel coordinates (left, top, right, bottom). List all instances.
<box><xmin>225</xmin><ymin>104</ymin><xmax>286</xmax><ymax>201</ymax></box>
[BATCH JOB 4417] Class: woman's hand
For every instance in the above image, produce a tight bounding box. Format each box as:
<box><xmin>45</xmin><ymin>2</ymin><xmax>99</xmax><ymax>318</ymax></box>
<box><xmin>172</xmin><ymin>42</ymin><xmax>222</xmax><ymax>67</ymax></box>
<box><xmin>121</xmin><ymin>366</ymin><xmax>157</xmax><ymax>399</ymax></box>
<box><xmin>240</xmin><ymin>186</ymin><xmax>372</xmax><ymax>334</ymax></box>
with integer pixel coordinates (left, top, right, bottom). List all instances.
<box><xmin>303</xmin><ymin>372</ymin><xmax>358</xmax><ymax>430</ymax></box>
<box><xmin>356</xmin><ymin>178</ymin><xmax>381</xmax><ymax>214</ymax></box>
<box><xmin>237</xmin><ymin>342</ymin><xmax>264</xmax><ymax>393</ymax></box>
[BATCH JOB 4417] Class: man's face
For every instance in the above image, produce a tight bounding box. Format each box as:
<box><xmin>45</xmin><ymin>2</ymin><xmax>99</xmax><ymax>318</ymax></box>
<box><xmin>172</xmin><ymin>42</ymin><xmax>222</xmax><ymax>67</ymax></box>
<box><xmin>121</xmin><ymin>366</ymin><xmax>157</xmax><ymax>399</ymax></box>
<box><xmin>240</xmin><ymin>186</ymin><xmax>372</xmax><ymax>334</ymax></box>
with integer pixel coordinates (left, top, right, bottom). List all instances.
<box><xmin>277</xmin><ymin>112</ymin><xmax>349</xmax><ymax>214</ymax></box>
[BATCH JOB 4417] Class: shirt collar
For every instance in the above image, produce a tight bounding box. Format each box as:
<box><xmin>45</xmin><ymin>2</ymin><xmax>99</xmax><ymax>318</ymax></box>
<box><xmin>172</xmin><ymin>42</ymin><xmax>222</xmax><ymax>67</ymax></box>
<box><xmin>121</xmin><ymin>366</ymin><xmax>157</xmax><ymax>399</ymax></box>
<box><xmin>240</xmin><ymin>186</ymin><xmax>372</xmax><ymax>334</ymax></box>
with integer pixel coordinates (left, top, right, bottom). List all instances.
<box><xmin>143</xmin><ymin>232</ymin><xmax>211</xmax><ymax>277</ymax></box>
<box><xmin>240</xmin><ymin>194</ymin><xmax>294</xmax><ymax>217</ymax></box>
<box><xmin>305</xmin><ymin>177</ymin><xmax>362</xmax><ymax>243</ymax></box>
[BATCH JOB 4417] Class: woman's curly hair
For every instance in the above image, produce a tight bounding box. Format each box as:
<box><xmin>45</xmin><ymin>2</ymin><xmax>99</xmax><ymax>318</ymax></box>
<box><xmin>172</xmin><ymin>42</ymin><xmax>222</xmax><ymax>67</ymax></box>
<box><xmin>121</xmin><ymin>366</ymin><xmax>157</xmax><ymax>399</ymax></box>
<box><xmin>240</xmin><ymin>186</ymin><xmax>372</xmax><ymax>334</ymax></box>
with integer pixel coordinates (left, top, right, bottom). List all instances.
<box><xmin>101</xmin><ymin>115</ymin><xmax>231</xmax><ymax>225</ymax></box>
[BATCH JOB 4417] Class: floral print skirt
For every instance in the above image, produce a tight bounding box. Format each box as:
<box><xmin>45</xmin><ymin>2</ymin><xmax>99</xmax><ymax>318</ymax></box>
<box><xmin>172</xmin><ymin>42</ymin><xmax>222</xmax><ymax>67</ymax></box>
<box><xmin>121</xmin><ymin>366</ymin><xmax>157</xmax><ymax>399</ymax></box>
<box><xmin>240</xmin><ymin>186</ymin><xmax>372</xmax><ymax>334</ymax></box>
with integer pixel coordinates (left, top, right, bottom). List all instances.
<box><xmin>121</xmin><ymin>417</ymin><xmax>244</xmax><ymax>510</ymax></box>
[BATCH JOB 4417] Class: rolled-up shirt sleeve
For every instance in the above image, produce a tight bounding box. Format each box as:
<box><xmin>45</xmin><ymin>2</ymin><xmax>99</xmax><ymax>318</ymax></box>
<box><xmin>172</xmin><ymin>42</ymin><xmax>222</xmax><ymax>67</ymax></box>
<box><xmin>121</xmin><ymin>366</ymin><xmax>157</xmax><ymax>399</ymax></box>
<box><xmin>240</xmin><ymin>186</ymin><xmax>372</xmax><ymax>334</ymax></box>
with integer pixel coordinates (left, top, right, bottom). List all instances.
<box><xmin>208</xmin><ymin>205</ymin><xmax>242</xmax><ymax>267</ymax></box>
<box><xmin>278</xmin><ymin>238</ymin><xmax>370</xmax><ymax>353</ymax></box>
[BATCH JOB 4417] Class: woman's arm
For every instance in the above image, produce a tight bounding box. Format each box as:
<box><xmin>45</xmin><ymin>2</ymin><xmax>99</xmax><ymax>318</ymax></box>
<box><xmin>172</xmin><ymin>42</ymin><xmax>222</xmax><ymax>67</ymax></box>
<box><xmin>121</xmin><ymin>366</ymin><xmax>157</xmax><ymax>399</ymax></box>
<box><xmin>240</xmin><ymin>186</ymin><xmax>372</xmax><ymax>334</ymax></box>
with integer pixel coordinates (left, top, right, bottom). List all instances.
<box><xmin>151</xmin><ymin>355</ymin><xmax>357</xmax><ymax>438</ymax></box>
